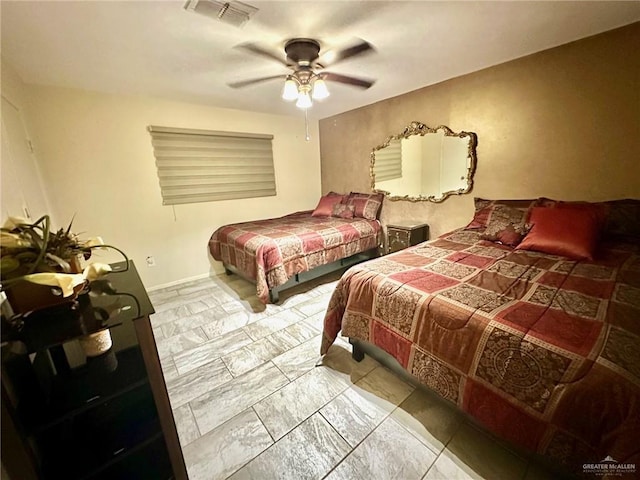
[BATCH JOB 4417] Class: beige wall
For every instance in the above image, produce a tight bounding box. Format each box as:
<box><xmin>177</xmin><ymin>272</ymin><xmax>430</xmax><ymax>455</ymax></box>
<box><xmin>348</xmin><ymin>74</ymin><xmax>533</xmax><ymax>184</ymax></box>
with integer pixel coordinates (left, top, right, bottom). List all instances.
<box><xmin>1</xmin><ymin>61</ymin><xmax>52</xmax><ymax>222</ymax></box>
<box><xmin>320</xmin><ymin>22</ymin><xmax>640</xmax><ymax>239</ymax></box>
<box><xmin>7</xmin><ymin>82</ymin><xmax>321</xmax><ymax>289</ymax></box>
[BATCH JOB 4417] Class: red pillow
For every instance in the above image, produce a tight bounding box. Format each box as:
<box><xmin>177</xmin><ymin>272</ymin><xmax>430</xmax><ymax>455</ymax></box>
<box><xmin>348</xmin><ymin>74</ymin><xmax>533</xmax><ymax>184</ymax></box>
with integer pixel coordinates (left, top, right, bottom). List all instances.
<box><xmin>552</xmin><ymin>201</ymin><xmax>608</xmax><ymax>227</ymax></box>
<box><xmin>516</xmin><ymin>207</ymin><xmax>601</xmax><ymax>260</ymax></box>
<box><xmin>312</xmin><ymin>194</ymin><xmax>345</xmax><ymax>217</ymax></box>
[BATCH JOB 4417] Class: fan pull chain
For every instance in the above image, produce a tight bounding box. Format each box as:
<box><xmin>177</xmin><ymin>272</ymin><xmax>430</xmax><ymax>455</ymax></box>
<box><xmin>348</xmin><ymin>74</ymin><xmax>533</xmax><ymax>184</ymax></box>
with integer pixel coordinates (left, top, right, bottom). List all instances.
<box><xmin>304</xmin><ymin>109</ymin><xmax>310</xmax><ymax>141</ymax></box>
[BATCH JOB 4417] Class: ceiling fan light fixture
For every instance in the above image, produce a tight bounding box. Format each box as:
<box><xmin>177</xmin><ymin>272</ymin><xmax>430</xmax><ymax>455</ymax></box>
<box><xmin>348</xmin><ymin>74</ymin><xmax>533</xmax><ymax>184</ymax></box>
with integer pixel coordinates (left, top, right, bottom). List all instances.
<box><xmin>230</xmin><ymin>37</ymin><xmax>375</xmax><ymax>111</ymax></box>
<box><xmin>282</xmin><ymin>77</ymin><xmax>298</xmax><ymax>101</ymax></box>
<box><xmin>296</xmin><ymin>86</ymin><xmax>313</xmax><ymax>109</ymax></box>
<box><xmin>311</xmin><ymin>78</ymin><xmax>330</xmax><ymax>100</ymax></box>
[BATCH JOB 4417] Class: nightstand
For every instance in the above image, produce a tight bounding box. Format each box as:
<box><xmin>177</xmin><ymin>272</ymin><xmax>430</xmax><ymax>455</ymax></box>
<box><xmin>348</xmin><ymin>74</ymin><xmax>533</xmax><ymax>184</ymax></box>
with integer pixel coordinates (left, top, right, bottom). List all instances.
<box><xmin>386</xmin><ymin>222</ymin><xmax>430</xmax><ymax>254</ymax></box>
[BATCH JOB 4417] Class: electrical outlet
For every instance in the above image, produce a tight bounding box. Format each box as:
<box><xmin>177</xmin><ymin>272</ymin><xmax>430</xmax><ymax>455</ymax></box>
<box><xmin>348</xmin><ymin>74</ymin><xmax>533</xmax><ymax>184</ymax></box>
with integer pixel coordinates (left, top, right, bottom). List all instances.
<box><xmin>146</xmin><ymin>256</ymin><xmax>156</xmax><ymax>267</ymax></box>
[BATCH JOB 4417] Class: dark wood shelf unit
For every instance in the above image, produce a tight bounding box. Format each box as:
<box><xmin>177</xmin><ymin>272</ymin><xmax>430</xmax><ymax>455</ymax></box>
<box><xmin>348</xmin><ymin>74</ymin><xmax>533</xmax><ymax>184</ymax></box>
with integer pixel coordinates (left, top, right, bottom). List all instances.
<box><xmin>1</xmin><ymin>261</ymin><xmax>187</xmax><ymax>480</ymax></box>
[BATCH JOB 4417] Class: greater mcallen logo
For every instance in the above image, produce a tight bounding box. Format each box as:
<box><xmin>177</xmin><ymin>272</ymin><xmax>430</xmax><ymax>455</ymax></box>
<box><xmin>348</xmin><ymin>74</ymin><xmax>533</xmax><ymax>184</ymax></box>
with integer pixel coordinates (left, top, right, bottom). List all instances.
<box><xmin>583</xmin><ymin>456</ymin><xmax>637</xmax><ymax>476</ymax></box>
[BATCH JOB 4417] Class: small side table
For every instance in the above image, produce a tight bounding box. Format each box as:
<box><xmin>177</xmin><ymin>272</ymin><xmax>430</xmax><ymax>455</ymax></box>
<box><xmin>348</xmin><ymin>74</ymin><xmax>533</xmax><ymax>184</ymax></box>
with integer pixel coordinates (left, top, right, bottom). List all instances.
<box><xmin>386</xmin><ymin>222</ymin><xmax>430</xmax><ymax>254</ymax></box>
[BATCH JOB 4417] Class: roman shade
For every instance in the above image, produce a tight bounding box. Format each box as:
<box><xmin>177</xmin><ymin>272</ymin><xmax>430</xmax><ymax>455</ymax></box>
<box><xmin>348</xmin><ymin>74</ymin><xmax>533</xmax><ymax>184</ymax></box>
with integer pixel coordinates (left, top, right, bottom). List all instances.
<box><xmin>373</xmin><ymin>138</ymin><xmax>402</xmax><ymax>182</ymax></box>
<box><xmin>148</xmin><ymin>126</ymin><xmax>276</xmax><ymax>205</ymax></box>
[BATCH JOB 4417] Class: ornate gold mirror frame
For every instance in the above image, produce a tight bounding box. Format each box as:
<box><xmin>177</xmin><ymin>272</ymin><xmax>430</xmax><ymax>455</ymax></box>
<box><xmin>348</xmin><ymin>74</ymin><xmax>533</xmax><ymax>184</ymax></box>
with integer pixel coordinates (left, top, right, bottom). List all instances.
<box><xmin>370</xmin><ymin>121</ymin><xmax>478</xmax><ymax>203</ymax></box>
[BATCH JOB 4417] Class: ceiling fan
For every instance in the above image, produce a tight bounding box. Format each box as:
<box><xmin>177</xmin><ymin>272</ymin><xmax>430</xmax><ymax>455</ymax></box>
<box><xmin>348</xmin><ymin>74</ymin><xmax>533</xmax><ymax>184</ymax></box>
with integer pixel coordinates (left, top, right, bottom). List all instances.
<box><xmin>228</xmin><ymin>38</ymin><xmax>376</xmax><ymax>109</ymax></box>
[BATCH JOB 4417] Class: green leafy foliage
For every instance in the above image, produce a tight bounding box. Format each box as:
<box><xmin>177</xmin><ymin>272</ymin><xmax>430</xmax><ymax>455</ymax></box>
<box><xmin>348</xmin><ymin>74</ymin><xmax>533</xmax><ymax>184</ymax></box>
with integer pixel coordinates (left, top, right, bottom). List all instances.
<box><xmin>1</xmin><ymin>215</ymin><xmax>87</xmax><ymax>283</ymax></box>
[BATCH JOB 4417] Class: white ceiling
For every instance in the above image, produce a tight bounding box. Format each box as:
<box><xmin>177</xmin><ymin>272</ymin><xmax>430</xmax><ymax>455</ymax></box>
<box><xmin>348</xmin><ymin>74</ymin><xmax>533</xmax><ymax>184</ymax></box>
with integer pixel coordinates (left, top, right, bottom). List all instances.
<box><xmin>2</xmin><ymin>1</ymin><xmax>639</xmax><ymax>120</ymax></box>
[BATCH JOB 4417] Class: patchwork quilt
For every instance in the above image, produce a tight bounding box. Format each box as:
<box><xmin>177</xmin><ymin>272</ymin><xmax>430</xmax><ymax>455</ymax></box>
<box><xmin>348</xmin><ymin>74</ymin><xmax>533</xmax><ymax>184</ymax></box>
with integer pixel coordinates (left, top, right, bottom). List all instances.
<box><xmin>209</xmin><ymin>211</ymin><xmax>381</xmax><ymax>303</ymax></box>
<box><xmin>321</xmin><ymin>228</ymin><xmax>640</xmax><ymax>473</ymax></box>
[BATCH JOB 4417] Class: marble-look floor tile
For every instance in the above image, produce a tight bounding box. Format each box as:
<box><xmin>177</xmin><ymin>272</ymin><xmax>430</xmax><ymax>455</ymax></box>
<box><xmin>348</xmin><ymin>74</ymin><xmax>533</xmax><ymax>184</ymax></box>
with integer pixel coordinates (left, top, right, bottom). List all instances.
<box><xmin>155</xmin><ymin>327</ymin><xmax>209</xmax><ymax>360</ymax></box>
<box><xmin>150</xmin><ymin>304</ymin><xmax>187</xmax><ymax>326</ymax></box>
<box><xmin>190</xmin><ymin>362</ymin><xmax>289</xmax><ymax>435</ymax></box>
<box><xmin>183</xmin><ymin>299</ymin><xmax>211</xmax><ymax>315</ymax></box>
<box><xmin>256</xmin><ymin>330</ymin><xmax>300</xmax><ymax>356</ymax></box>
<box><xmin>253</xmin><ymin>366</ymin><xmax>349</xmax><ymax>440</ymax></box>
<box><xmin>219</xmin><ymin>331</ymin><xmax>302</xmax><ymax>379</ymax></box>
<box><xmin>319</xmin><ymin>386</ymin><xmax>389</xmax><ymax>447</ymax></box>
<box><xmin>319</xmin><ymin>343</ymin><xmax>380</xmax><ymax>385</ymax></box>
<box><xmin>216</xmin><ymin>285</ymin><xmax>256</xmax><ymax>304</ymax></box>
<box><xmin>446</xmin><ymin>422</ymin><xmax>528</xmax><ymax>480</ymax></box>
<box><xmin>152</xmin><ymin>325</ymin><xmax>164</xmax><ymax>341</ymax></box>
<box><xmin>278</xmin><ymin>290</ymin><xmax>314</xmax><ymax>308</ymax></box>
<box><xmin>173</xmin><ymin>404</ymin><xmax>200</xmax><ymax>447</ymax></box>
<box><xmin>325</xmin><ymin>416</ymin><xmax>437</xmax><ymax>480</ymax></box>
<box><xmin>160</xmin><ymin>357</ymin><xmax>180</xmax><ymax>383</ymax></box>
<box><xmin>156</xmin><ymin>272</ymin><xmax>553</xmax><ymax>480</ymax></box>
<box><xmin>183</xmin><ymin>408</ymin><xmax>273</xmax><ymax>480</ymax></box>
<box><xmin>173</xmin><ymin>328</ymin><xmax>254</xmax><ymax>375</ymax></box>
<box><xmin>353</xmin><ymin>365</ymin><xmax>415</xmax><ymax>412</ymax></box>
<box><xmin>223</xmin><ymin>275</ymin><xmax>257</xmax><ymax>293</ymax></box>
<box><xmin>242</xmin><ymin>309</ymin><xmax>305</xmax><ymax>340</ymax></box>
<box><xmin>220</xmin><ymin>299</ymin><xmax>248</xmax><ymax>314</ymax></box>
<box><xmin>153</xmin><ymin>297</ymin><xmax>203</xmax><ymax>314</ymax></box>
<box><xmin>221</xmin><ymin>345</ymin><xmax>264</xmax><ymax>377</ymax></box>
<box><xmin>221</xmin><ymin>330</ymin><xmax>301</xmax><ymax>377</ymax></box>
<box><xmin>282</xmin><ymin>320</ymin><xmax>319</xmax><ymax>343</ymax></box>
<box><xmin>198</xmin><ymin>292</ymin><xmax>226</xmax><ymax>308</ymax></box>
<box><xmin>423</xmin><ymin>450</ymin><xmax>479</xmax><ymax>480</ymax></box>
<box><xmin>271</xmin><ymin>335</ymin><xmax>323</xmax><ymax>381</ymax></box>
<box><xmin>177</xmin><ymin>279</ymin><xmax>218</xmax><ymax>296</ymax></box>
<box><xmin>229</xmin><ymin>413</ymin><xmax>350</xmax><ymax>480</ymax></box>
<box><xmin>174</xmin><ymin>283</ymin><xmax>223</xmax><ymax>299</ymax></box>
<box><xmin>148</xmin><ymin>288</ymin><xmax>179</xmax><ymax>305</ymax></box>
<box><xmin>244</xmin><ymin>301</ymin><xmax>284</xmax><ymax>322</ymax></box>
<box><xmin>202</xmin><ymin>310</ymin><xmax>251</xmax><ymax>340</ymax></box>
<box><xmin>292</xmin><ymin>295</ymin><xmax>330</xmax><ymax>317</ymax></box>
<box><xmin>391</xmin><ymin>387</ymin><xmax>464</xmax><ymax>454</ymax></box>
<box><xmin>317</xmin><ymin>281</ymin><xmax>339</xmax><ymax>293</ymax></box>
<box><xmin>302</xmin><ymin>311</ymin><xmax>326</xmax><ymax>332</ymax></box>
<box><xmin>160</xmin><ymin>310</ymin><xmax>221</xmax><ymax>338</ymax></box>
<box><xmin>166</xmin><ymin>357</ymin><xmax>233</xmax><ymax>408</ymax></box>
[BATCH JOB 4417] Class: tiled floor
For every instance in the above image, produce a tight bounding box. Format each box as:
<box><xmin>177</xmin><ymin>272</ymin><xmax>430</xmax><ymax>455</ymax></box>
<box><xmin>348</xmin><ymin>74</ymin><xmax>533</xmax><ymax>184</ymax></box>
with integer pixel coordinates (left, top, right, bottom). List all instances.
<box><xmin>148</xmin><ymin>271</ymin><xmax>570</xmax><ymax>480</ymax></box>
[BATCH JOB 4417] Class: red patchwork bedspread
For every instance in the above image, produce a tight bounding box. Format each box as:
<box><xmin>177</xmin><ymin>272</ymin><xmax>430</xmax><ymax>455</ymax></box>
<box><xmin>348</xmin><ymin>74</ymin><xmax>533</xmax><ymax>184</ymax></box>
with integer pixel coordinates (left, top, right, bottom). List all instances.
<box><xmin>209</xmin><ymin>211</ymin><xmax>381</xmax><ymax>303</ymax></box>
<box><xmin>321</xmin><ymin>228</ymin><xmax>640</xmax><ymax>473</ymax></box>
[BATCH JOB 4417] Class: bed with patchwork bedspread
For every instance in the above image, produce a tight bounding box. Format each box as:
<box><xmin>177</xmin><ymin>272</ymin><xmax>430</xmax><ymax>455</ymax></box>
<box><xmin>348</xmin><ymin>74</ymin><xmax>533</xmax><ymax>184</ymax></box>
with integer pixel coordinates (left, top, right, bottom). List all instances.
<box><xmin>209</xmin><ymin>211</ymin><xmax>382</xmax><ymax>303</ymax></box>
<box><xmin>321</xmin><ymin>199</ymin><xmax>640</xmax><ymax>475</ymax></box>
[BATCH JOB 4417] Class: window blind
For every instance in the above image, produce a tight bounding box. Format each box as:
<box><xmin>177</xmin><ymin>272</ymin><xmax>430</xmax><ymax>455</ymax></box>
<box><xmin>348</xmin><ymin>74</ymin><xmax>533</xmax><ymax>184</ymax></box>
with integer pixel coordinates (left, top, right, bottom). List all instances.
<box><xmin>148</xmin><ymin>126</ymin><xmax>276</xmax><ymax>205</ymax></box>
<box><xmin>373</xmin><ymin>138</ymin><xmax>402</xmax><ymax>182</ymax></box>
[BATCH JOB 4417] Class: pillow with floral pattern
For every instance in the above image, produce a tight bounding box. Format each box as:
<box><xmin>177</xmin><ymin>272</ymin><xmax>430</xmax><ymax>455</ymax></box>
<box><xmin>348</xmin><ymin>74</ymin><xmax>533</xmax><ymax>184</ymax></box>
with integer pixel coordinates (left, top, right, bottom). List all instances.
<box><xmin>480</xmin><ymin>204</ymin><xmax>531</xmax><ymax>246</ymax></box>
<box><xmin>332</xmin><ymin>203</ymin><xmax>355</xmax><ymax>219</ymax></box>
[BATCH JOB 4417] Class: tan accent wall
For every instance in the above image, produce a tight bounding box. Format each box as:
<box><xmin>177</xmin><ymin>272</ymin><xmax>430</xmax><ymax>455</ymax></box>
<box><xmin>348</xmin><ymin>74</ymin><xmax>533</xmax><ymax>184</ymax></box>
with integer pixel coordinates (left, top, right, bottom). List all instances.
<box><xmin>319</xmin><ymin>23</ymin><xmax>640</xmax><ymax>238</ymax></box>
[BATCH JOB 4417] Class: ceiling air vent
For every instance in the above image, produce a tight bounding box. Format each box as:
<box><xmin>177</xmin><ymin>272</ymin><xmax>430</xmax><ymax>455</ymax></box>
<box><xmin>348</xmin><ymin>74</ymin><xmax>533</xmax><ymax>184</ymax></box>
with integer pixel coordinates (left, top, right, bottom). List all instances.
<box><xmin>184</xmin><ymin>0</ymin><xmax>258</xmax><ymax>28</ymax></box>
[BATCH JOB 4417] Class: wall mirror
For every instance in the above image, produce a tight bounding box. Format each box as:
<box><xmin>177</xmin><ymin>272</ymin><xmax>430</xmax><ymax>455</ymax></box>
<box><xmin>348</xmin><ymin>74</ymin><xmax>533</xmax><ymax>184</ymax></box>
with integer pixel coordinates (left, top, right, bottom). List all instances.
<box><xmin>370</xmin><ymin>121</ymin><xmax>477</xmax><ymax>202</ymax></box>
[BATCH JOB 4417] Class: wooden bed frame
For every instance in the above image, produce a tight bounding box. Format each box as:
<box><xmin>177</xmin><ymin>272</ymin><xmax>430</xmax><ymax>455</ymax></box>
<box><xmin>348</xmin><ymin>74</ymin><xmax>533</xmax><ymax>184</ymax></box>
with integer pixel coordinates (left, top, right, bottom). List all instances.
<box><xmin>224</xmin><ymin>247</ymin><xmax>380</xmax><ymax>303</ymax></box>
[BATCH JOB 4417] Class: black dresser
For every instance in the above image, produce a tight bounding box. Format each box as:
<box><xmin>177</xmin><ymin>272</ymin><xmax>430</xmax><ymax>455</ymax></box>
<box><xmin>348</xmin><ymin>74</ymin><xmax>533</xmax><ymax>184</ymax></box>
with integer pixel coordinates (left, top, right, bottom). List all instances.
<box><xmin>1</xmin><ymin>261</ymin><xmax>187</xmax><ymax>480</ymax></box>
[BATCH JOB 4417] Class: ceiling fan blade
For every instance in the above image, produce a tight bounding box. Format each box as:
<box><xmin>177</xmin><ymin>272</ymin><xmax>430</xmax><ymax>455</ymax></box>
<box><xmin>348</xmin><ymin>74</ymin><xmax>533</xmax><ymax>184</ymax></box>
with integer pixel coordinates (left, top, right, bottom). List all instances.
<box><xmin>325</xmin><ymin>40</ymin><xmax>374</xmax><ymax>66</ymax></box>
<box><xmin>227</xmin><ymin>75</ymin><xmax>285</xmax><ymax>89</ymax></box>
<box><xmin>322</xmin><ymin>72</ymin><xmax>375</xmax><ymax>89</ymax></box>
<box><xmin>235</xmin><ymin>43</ymin><xmax>288</xmax><ymax>66</ymax></box>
